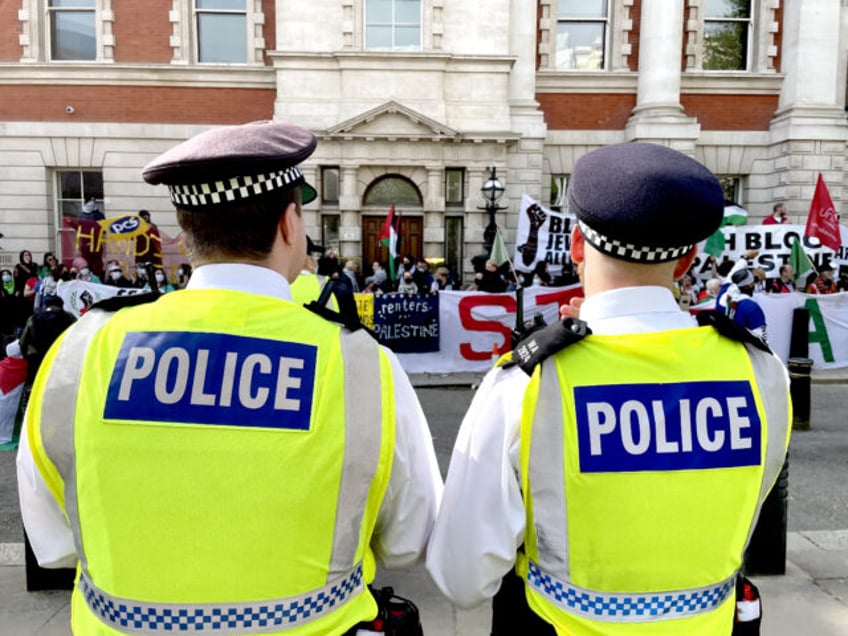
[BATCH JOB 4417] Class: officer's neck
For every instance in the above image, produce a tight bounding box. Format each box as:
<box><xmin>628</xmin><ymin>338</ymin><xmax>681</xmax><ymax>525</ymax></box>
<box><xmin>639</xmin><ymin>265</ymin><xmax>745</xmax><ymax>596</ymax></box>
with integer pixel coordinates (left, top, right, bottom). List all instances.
<box><xmin>581</xmin><ymin>252</ymin><xmax>676</xmax><ymax>298</ymax></box>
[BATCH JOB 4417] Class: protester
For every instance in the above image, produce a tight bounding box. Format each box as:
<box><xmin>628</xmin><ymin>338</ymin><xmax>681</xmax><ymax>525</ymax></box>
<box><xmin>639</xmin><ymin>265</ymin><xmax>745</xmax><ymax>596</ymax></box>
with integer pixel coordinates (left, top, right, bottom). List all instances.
<box><xmin>716</xmin><ymin>268</ymin><xmax>768</xmax><ymax>343</ymax></box>
<box><xmin>769</xmin><ymin>264</ymin><xmax>795</xmax><ymax>293</ymax></box>
<box><xmin>473</xmin><ymin>259</ymin><xmax>507</xmax><ymax>293</ymax></box>
<box><xmin>762</xmin><ymin>202</ymin><xmax>788</xmax><ymax>225</ymax></box>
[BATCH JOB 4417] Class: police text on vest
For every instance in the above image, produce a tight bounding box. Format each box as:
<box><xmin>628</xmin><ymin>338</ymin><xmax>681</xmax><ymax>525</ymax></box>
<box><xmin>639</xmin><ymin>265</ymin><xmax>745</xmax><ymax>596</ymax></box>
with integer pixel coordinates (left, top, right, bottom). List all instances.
<box><xmin>105</xmin><ymin>332</ymin><xmax>317</xmax><ymax>430</ymax></box>
<box><xmin>574</xmin><ymin>381</ymin><xmax>762</xmax><ymax>472</ymax></box>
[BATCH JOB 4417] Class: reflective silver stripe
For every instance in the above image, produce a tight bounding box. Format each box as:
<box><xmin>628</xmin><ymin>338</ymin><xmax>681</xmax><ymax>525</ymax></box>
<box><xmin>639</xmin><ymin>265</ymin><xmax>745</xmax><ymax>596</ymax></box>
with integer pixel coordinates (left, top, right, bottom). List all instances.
<box><xmin>743</xmin><ymin>345</ymin><xmax>792</xmax><ymax>548</ymax></box>
<box><xmin>80</xmin><ymin>565</ymin><xmax>364</xmax><ymax>635</ymax></box>
<box><xmin>40</xmin><ymin>309</ymin><xmax>115</xmax><ymax>574</ymax></box>
<box><xmin>527</xmin><ymin>561</ymin><xmax>736</xmax><ymax>623</ymax></box>
<box><xmin>528</xmin><ymin>361</ymin><xmax>569</xmax><ymax>579</ymax></box>
<box><xmin>330</xmin><ymin>329</ymin><xmax>386</xmax><ymax>576</ymax></box>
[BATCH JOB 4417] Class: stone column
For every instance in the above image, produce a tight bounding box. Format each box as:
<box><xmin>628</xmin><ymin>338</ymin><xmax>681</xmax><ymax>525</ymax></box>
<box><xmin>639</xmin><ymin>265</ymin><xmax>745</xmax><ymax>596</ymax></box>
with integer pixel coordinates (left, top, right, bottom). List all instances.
<box><xmin>338</xmin><ymin>166</ymin><xmax>360</xmax><ymax>258</ymax></box>
<box><xmin>625</xmin><ymin>0</ymin><xmax>699</xmax><ymax>150</ymax></box>
<box><xmin>769</xmin><ymin>0</ymin><xmax>848</xmax><ymax>221</ymax></box>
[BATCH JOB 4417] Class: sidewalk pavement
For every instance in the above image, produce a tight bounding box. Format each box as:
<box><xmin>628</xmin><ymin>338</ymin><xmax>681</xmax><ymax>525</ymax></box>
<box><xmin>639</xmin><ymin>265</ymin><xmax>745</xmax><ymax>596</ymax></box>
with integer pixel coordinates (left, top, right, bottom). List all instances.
<box><xmin>2</xmin><ymin>532</ymin><xmax>848</xmax><ymax>635</ymax></box>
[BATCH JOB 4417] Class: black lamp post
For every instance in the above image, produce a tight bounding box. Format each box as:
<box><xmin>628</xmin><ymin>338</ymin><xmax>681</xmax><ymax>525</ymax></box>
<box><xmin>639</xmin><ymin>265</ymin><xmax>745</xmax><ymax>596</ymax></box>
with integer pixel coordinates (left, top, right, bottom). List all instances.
<box><xmin>478</xmin><ymin>166</ymin><xmax>507</xmax><ymax>253</ymax></box>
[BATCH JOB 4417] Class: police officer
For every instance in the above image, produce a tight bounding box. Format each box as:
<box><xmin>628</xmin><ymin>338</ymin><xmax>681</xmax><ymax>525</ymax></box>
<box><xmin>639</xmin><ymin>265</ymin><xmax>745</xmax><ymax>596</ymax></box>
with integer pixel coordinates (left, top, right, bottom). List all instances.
<box><xmin>17</xmin><ymin>120</ymin><xmax>442</xmax><ymax>636</ymax></box>
<box><xmin>427</xmin><ymin>143</ymin><xmax>791</xmax><ymax>635</ymax></box>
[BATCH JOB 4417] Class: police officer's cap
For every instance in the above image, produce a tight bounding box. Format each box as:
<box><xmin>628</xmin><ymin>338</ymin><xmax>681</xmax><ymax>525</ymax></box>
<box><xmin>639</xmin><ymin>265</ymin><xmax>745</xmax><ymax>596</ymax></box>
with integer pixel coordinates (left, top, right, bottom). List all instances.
<box><xmin>569</xmin><ymin>143</ymin><xmax>724</xmax><ymax>264</ymax></box>
<box><xmin>142</xmin><ymin>120</ymin><xmax>317</xmax><ymax>209</ymax></box>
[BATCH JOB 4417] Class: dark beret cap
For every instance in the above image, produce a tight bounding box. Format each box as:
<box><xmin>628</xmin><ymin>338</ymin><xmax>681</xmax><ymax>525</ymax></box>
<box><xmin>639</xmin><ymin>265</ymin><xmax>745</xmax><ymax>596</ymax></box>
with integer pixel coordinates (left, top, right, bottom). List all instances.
<box><xmin>142</xmin><ymin>120</ymin><xmax>317</xmax><ymax>208</ymax></box>
<box><xmin>569</xmin><ymin>142</ymin><xmax>724</xmax><ymax>263</ymax></box>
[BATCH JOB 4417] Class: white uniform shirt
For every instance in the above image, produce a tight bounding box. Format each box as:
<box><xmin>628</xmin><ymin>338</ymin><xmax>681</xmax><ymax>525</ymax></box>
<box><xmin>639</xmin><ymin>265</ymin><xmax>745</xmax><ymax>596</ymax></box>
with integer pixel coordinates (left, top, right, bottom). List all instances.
<box><xmin>18</xmin><ymin>263</ymin><xmax>443</xmax><ymax>570</ymax></box>
<box><xmin>425</xmin><ymin>286</ymin><xmax>701</xmax><ymax>608</ymax></box>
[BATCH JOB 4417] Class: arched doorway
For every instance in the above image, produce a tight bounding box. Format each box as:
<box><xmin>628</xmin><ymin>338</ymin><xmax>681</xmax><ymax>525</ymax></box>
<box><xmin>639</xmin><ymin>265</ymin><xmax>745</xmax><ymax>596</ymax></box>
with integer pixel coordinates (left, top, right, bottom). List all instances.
<box><xmin>361</xmin><ymin>174</ymin><xmax>423</xmax><ymax>271</ymax></box>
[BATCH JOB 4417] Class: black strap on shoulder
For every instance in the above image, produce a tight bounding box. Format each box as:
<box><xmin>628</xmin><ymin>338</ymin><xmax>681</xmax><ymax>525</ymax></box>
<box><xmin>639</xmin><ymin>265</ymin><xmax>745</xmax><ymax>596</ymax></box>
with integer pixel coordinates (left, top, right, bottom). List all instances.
<box><xmin>304</xmin><ymin>277</ymin><xmax>375</xmax><ymax>337</ymax></box>
<box><xmin>510</xmin><ymin>317</ymin><xmax>591</xmax><ymax>376</ymax></box>
<box><xmin>90</xmin><ymin>291</ymin><xmax>160</xmax><ymax>313</ymax></box>
<box><xmin>696</xmin><ymin>309</ymin><xmax>772</xmax><ymax>354</ymax></box>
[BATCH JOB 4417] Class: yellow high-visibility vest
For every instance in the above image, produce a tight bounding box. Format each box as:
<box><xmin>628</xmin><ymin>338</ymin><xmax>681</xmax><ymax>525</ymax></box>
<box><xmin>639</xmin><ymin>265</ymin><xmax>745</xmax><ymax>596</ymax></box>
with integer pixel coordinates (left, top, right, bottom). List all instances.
<box><xmin>26</xmin><ymin>287</ymin><xmax>395</xmax><ymax>635</ymax></box>
<box><xmin>516</xmin><ymin>326</ymin><xmax>790</xmax><ymax>635</ymax></box>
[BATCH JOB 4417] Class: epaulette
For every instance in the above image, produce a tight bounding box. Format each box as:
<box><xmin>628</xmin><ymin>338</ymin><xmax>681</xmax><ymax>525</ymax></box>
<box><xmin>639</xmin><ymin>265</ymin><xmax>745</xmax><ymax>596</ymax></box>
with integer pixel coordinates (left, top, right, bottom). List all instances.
<box><xmin>509</xmin><ymin>318</ymin><xmax>591</xmax><ymax>376</ymax></box>
<box><xmin>696</xmin><ymin>309</ymin><xmax>772</xmax><ymax>354</ymax></box>
<box><xmin>90</xmin><ymin>291</ymin><xmax>160</xmax><ymax>313</ymax></box>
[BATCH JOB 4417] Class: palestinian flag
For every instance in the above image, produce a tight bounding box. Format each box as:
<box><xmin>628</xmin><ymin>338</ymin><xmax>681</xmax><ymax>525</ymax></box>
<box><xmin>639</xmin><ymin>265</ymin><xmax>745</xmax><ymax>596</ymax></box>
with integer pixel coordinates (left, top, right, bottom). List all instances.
<box><xmin>704</xmin><ymin>202</ymin><xmax>748</xmax><ymax>258</ymax></box>
<box><xmin>378</xmin><ymin>205</ymin><xmax>401</xmax><ymax>281</ymax></box>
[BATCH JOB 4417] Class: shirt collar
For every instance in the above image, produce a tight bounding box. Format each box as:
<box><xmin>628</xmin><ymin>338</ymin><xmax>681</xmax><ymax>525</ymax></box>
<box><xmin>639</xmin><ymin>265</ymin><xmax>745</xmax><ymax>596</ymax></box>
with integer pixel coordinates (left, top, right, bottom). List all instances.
<box><xmin>579</xmin><ymin>286</ymin><xmax>696</xmax><ymax>335</ymax></box>
<box><xmin>186</xmin><ymin>263</ymin><xmax>292</xmax><ymax>302</ymax></box>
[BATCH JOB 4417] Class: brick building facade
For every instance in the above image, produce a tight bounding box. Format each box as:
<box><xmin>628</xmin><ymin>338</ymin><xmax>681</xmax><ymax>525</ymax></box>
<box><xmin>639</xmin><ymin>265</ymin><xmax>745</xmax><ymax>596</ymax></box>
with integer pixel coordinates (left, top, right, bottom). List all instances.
<box><xmin>0</xmin><ymin>0</ymin><xmax>845</xmax><ymax>280</ymax></box>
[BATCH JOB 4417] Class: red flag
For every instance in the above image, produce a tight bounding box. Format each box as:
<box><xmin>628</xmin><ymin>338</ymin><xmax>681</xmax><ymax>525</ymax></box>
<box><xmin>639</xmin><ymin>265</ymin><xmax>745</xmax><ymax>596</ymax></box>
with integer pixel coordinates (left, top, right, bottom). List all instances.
<box><xmin>805</xmin><ymin>173</ymin><xmax>841</xmax><ymax>252</ymax></box>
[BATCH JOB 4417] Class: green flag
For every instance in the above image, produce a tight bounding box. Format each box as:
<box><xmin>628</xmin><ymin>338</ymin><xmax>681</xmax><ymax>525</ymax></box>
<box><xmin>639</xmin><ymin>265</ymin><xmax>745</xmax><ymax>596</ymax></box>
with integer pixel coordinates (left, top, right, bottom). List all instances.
<box><xmin>789</xmin><ymin>236</ymin><xmax>815</xmax><ymax>283</ymax></box>
<box><xmin>703</xmin><ymin>203</ymin><xmax>748</xmax><ymax>258</ymax></box>
<box><xmin>490</xmin><ymin>228</ymin><xmax>510</xmax><ymax>267</ymax></box>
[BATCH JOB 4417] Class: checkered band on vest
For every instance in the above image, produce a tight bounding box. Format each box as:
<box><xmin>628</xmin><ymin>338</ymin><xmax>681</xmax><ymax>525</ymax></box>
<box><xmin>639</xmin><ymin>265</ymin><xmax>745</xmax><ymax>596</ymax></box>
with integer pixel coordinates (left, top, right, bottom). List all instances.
<box><xmin>527</xmin><ymin>562</ymin><xmax>736</xmax><ymax>623</ymax></box>
<box><xmin>167</xmin><ymin>166</ymin><xmax>304</xmax><ymax>207</ymax></box>
<box><xmin>80</xmin><ymin>565</ymin><xmax>363</xmax><ymax>634</ymax></box>
<box><xmin>577</xmin><ymin>221</ymin><xmax>692</xmax><ymax>264</ymax></box>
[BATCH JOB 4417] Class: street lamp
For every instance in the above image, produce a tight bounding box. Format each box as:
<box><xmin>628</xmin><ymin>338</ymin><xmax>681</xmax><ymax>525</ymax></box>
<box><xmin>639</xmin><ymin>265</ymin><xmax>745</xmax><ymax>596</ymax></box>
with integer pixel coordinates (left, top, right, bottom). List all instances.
<box><xmin>478</xmin><ymin>166</ymin><xmax>507</xmax><ymax>252</ymax></box>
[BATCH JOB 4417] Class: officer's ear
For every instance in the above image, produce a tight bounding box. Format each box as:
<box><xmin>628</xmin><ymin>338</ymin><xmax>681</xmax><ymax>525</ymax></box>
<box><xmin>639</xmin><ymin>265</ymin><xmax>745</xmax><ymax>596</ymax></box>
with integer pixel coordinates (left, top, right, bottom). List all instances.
<box><xmin>570</xmin><ymin>226</ymin><xmax>584</xmax><ymax>264</ymax></box>
<box><xmin>672</xmin><ymin>246</ymin><xmax>699</xmax><ymax>280</ymax></box>
<box><xmin>278</xmin><ymin>202</ymin><xmax>299</xmax><ymax>247</ymax></box>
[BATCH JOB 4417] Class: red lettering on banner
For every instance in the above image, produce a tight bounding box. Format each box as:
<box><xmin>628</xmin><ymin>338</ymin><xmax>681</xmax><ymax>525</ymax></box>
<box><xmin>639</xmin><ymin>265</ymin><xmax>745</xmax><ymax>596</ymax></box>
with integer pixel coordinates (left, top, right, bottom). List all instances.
<box><xmin>534</xmin><ymin>287</ymin><xmax>584</xmax><ymax>312</ymax></box>
<box><xmin>458</xmin><ymin>295</ymin><xmax>516</xmax><ymax>360</ymax></box>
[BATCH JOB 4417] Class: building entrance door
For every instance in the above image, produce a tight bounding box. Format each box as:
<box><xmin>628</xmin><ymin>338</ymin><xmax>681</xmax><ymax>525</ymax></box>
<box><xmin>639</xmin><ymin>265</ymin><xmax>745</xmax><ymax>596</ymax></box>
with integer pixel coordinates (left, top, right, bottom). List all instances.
<box><xmin>362</xmin><ymin>214</ymin><xmax>423</xmax><ymax>272</ymax></box>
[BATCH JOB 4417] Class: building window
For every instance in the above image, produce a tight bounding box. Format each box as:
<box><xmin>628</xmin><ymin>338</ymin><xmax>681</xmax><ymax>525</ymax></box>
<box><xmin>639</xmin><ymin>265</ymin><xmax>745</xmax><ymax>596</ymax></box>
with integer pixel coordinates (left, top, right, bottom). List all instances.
<box><xmin>444</xmin><ymin>216</ymin><xmax>464</xmax><ymax>278</ymax></box>
<box><xmin>555</xmin><ymin>0</ymin><xmax>607</xmax><ymax>70</ymax></box>
<box><xmin>703</xmin><ymin>0</ymin><xmax>751</xmax><ymax>71</ymax></box>
<box><xmin>717</xmin><ymin>176</ymin><xmax>742</xmax><ymax>204</ymax></box>
<box><xmin>550</xmin><ymin>175</ymin><xmax>568</xmax><ymax>211</ymax></box>
<box><xmin>365</xmin><ymin>0</ymin><xmax>421</xmax><ymax>51</ymax></box>
<box><xmin>445</xmin><ymin>168</ymin><xmax>464</xmax><ymax>207</ymax></box>
<box><xmin>57</xmin><ymin>170</ymin><xmax>104</xmax><ymax>218</ymax></box>
<box><xmin>322</xmin><ymin>167</ymin><xmax>340</xmax><ymax>205</ymax></box>
<box><xmin>363</xmin><ymin>175</ymin><xmax>422</xmax><ymax>207</ymax></box>
<box><xmin>322</xmin><ymin>215</ymin><xmax>340</xmax><ymax>251</ymax></box>
<box><xmin>195</xmin><ymin>0</ymin><xmax>247</xmax><ymax>63</ymax></box>
<box><xmin>49</xmin><ymin>0</ymin><xmax>97</xmax><ymax>61</ymax></box>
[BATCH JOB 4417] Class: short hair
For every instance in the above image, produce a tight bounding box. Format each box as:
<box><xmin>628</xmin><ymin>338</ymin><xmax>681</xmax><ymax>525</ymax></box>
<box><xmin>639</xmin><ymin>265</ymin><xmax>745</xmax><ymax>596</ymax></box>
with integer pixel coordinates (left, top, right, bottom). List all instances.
<box><xmin>773</xmin><ymin>203</ymin><xmax>785</xmax><ymax>213</ymax></box>
<box><xmin>779</xmin><ymin>264</ymin><xmax>792</xmax><ymax>275</ymax></box>
<box><xmin>176</xmin><ymin>186</ymin><xmax>301</xmax><ymax>262</ymax></box>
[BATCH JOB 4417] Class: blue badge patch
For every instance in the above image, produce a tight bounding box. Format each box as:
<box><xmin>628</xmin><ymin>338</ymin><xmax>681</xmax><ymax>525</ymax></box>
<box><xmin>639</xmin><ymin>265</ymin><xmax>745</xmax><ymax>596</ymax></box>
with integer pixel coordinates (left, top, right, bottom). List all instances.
<box><xmin>574</xmin><ymin>381</ymin><xmax>761</xmax><ymax>473</ymax></box>
<box><xmin>104</xmin><ymin>332</ymin><xmax>317</xmax><ymax>430</ymax></box>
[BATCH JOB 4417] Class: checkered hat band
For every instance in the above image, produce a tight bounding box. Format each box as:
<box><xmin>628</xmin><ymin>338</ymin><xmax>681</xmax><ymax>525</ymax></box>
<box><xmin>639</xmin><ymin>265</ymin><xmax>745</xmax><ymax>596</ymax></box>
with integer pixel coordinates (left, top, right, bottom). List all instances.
<box><xmin>527</xmin><ymin>562</ymin><xmax>736</xmax><ymax>623</ymax></box>
<box><xmin>577</xmin><ymin>221</ymin><xmax>692</xmax><ymax>264</ymax></box>
<box><xmin>168</xmin><ymin>166</ymin><xmax>304</xmax><ymax>207</ymax></box>
<box><xmin>80</xmin><ymin>564</ymin><xmax>363</xmax><ymax>635</ymax></box>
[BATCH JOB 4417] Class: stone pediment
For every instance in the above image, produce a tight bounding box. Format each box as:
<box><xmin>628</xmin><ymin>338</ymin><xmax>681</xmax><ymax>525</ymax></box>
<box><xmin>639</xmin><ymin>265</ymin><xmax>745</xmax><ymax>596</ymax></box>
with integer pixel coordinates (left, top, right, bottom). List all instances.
<box><xmin>325</xmin><ymin>101</ymin><xmax>459</xmax><ymax>140</ymax></box>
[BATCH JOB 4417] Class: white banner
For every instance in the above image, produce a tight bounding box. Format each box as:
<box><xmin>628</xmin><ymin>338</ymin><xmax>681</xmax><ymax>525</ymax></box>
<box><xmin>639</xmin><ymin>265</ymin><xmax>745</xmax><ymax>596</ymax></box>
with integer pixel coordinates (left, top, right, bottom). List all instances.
<box><xmin>54</xmin><ymin>280</ymin><xmax>848</xmax><ymax>373</ymax></box>
<box><xmin>513</xmin><ymin>194</ymin><xmax>576</xmax><ymax>275</ymax></box>
<box><xmin>690</xmin><ymin>224</ymin><xmax>848</xmax><ymax>281</ymax></box>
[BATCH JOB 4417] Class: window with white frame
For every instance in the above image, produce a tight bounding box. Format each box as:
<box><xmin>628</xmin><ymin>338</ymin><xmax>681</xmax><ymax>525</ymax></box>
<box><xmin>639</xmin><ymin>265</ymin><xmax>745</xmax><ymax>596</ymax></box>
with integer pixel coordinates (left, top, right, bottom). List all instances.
<box><xmin>703</xmin><ymin>0</ymin><xmax>752</xmax><ymax>71</ymax></box>
<box><xmin>57</xmin><ymin>170</ymin><xmax>104</xmax><ymax>218</ymax></box>
<box><xmin>550</xmin><ymin>175</ymin><xmax>568</xmax><ymax>211</ymax></box>
<box><xmin>48</xmin><ymin>0</ymin><xmax>97</xmax><ymax>61</ymax></box>
<box><xmin>195</xmin><ymin>0</ymin><xmax>247</xmax><ymax>63</ymax></box>
<box><xmin>555</xmin><ymin>0</ymin><xmax>608</xmax><ymax>70</ymax></box>
<box><xmin>365</xmin><ymin>0</ymin><xmax>421</xmax><ymax>51</ymax></box>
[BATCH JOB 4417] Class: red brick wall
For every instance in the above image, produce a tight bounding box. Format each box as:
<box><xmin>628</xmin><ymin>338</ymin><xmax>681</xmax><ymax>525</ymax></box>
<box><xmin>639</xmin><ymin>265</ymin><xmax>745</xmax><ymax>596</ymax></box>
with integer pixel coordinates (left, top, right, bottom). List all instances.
<box><xmin>537</xmin><ymin>93</ymin><xmax>637</xmax><ymax>129</ymax></box>
<box><xmin>113</xmin><ymin>0</ymin><xmax>172</xmax><ymax>63</ymax></box>
<box><xmin>773</xmin><ymin>2</ymin><xmax>783</xmax><ymax>72</ymax></box>
<box><xmin>0</xmin><ymin>85</ymin><xmax>275</xmax><ymax>124</ymax></box>
<box><xmin>0</xmin><ymin>3</ymin><xmax>22</xmax><ymax>62</ymax></box>
<box><xmin>628</xmin><ymin>0</ymin><xmax>641</xmax><ymax>71</ymax></box>
<box><xmin>681</xmin><ymin>94</ymin><xmax>779</xmax><ymax>130</ymax></box>
<box><xmin>262</xmin><ymin>0</ymin><xmax>276</xmax><ymax>65</ymax></box>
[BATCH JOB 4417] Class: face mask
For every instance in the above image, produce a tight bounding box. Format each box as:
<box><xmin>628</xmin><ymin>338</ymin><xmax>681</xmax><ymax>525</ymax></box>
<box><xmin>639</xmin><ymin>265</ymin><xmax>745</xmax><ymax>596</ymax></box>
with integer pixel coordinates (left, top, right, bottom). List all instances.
<box><xmin>1</xmin><ymin>274</ymin><xmax>10</xmax><ymax>283</ymax></box>
<box><xmin>155</xmin><ymin>273</ymin><xmax>165</xmax><ymax>283</ymax></box>
<box><xmin>416</xmin><ymin>266</ymin><xmax>426</xmax><ymax>272</ymax></box>
<box><xmin>137</xmin><ymin>267</ymin><xmax>146</xmax><ymax>276</ymax></box>
<box><xmin>177</xmin><ymin>269</ymin><xmax>184</xmax><ymax>277</ymax></box>
<box><xmin>533</xmin><ymin>277</ymin><xmax>542</xmax><ymax>285</ymax></box>
<box><xmin>110</xmin><ymin>271</ymin><xmax>122</xmax><ymax>281</ymax></box>
<box><xmin>80</xmin><ymin>268</ymin><xmax>90</xmax><ymax>277</ymax></box>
